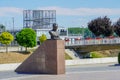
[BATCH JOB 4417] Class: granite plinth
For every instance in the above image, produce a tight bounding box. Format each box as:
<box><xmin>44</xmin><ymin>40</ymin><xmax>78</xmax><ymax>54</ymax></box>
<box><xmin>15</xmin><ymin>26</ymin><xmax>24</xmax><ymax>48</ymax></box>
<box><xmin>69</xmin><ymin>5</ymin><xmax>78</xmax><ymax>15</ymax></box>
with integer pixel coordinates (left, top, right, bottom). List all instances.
<box><xmin>15</xmin><ymin>40</ymin><xmax>65</xmax><ymax>74</ymax></box>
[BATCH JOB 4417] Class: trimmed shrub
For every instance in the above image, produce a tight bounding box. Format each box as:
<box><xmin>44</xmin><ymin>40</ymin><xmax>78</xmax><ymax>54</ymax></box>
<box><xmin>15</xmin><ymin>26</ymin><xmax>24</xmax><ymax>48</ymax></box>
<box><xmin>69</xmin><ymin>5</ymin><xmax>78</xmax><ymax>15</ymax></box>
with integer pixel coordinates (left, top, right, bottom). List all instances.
<box><xmin>16</xmin><ymin>28</ymin><xmax>36</xmax><ymax>52</ymax></box>
<box><xmin>118</xmin><ymin>52</ymin><xmax>120</xmax><ymax>64</ymax></box>
<box><xmin>0</xmin><ymin>32</ymin><xmax>14</xmax><ymax>53</ymax></box>
<box><xmin>39</xmin><ymin>34</ymin><xmax>47</xmax><ymax>44</ymax></box>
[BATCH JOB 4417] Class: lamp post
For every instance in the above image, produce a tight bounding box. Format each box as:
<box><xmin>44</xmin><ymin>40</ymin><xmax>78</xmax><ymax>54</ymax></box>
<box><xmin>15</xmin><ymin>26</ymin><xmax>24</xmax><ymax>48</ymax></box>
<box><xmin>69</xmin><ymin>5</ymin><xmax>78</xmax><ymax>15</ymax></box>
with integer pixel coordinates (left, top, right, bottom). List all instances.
<box><xmin>82</xmin><ymin>25</ymin><xmax>84</xmax><ymax>45</ymax></box>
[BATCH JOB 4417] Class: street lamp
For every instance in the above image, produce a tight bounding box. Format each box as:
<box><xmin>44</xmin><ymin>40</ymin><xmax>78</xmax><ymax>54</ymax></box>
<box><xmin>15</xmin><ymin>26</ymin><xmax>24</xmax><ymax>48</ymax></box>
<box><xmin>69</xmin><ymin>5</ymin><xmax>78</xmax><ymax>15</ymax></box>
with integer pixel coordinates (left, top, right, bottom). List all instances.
<box><xmin>82</xmin><ymin>25</ymin><xmax>85</xmax><ymax>45</ymax></box>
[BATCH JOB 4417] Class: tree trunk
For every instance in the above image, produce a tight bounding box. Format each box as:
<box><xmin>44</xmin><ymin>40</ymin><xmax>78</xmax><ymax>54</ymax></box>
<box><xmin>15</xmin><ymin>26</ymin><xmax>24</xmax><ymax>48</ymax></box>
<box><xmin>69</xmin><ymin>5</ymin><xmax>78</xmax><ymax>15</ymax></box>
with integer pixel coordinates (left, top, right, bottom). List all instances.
<box><xmin>25</xmin><ymin>47</ymin><xmax>27</xmax><ymax>52</ymax></box>
<box><xmin>6</xmin><ymin>45</ymin><xmax>8</xmax><ymax>53</ymax></box>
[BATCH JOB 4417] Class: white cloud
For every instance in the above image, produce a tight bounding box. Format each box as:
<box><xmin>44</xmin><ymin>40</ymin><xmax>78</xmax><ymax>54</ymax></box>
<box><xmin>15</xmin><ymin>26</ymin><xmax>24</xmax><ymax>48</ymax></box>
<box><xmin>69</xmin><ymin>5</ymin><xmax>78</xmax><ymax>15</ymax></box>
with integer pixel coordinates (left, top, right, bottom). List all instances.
<box><xmin>0</xmin><ymin>7</ymin><xmax>23</xmax><ymax>16</ymax></box>
<box><xmin>1</xmin><ymin>6</ymin><xmax>120</xmax><ymax>17</ymax></box>
<box><xmin>38</xmin><ymin>6</ymin><xmax>120</xmax><ymax>16</ymax></box>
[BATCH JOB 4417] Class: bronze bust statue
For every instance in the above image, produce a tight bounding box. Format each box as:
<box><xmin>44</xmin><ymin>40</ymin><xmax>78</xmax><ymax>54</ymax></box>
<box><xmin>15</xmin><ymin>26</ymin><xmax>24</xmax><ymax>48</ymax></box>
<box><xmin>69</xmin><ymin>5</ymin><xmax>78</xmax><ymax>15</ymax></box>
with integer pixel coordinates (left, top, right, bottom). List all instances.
<box><xmin>49</xmin><ymin>23</ymin><xmax>61</xmax><ymax>40</ymax></box>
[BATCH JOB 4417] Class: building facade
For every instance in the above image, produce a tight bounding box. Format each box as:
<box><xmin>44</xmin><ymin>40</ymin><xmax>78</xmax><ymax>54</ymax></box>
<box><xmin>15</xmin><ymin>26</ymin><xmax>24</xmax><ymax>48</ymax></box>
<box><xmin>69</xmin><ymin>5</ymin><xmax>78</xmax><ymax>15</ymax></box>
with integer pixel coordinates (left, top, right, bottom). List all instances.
<box><xmin>23</xmin><ymin>10</ymin><xmax>56</xmax><ymax>29</ymax></box>
<box><xmin>23</xmin><ymin>10</ymin><xmax>68</xmax><ymax>40</ymax></box>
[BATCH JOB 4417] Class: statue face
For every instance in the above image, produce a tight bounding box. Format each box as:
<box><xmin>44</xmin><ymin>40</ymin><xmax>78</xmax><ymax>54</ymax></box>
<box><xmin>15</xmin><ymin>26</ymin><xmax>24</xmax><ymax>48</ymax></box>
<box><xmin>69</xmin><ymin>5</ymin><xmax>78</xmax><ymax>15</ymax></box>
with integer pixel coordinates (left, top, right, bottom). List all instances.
<box><xmin>53</xmin><ymin>26</ymin><xmax>58</xmax><ymax>31</ymax></box>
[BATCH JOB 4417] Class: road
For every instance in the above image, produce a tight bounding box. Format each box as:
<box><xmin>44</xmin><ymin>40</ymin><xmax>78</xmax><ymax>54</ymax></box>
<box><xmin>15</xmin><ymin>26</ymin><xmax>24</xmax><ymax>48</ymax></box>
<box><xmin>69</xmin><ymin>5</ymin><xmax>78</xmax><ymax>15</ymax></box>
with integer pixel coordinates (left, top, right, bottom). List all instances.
<box><xmin>0</xmin><ymin>63</ymin><xmax>120</xmax><ymax>80</ymax></box>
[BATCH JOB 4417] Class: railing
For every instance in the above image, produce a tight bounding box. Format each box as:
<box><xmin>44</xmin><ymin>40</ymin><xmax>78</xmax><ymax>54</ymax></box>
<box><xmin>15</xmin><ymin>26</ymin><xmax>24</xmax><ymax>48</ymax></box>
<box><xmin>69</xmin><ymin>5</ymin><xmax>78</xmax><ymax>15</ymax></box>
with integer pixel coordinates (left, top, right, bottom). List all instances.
<box><xmin>65</xmin><ymin>37</ymin><xmax>120</xmax><ymax>46</ymax></box>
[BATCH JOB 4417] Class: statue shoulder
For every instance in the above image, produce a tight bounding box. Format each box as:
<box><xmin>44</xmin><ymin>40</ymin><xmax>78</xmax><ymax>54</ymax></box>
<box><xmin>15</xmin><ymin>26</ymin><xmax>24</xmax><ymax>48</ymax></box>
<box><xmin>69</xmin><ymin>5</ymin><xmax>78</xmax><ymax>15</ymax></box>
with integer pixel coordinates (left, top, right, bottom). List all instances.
<box><xmin>49</xmin><ymin>30</ymin><xmax>53</xmax><ymax>33</ymax></box>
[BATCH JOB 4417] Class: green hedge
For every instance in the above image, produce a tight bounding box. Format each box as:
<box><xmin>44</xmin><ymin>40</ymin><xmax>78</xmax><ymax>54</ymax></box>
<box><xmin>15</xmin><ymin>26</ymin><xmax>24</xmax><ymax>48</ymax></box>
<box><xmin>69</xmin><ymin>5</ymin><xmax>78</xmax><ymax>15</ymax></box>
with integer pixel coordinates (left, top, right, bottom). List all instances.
<box><xmin>118</xmin><ymin>52</ymin><xmax>120</xmax><ymax>64</ymax></box>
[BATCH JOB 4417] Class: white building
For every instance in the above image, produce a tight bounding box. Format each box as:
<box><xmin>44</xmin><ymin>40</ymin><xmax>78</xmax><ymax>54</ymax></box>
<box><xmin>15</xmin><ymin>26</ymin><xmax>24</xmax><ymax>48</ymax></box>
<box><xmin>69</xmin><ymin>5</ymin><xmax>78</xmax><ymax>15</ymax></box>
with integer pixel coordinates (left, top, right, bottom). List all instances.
<box><xmin>35</xmin><ymin>27</ymin><xmax>68</xmax><ymax>41</ymax></box>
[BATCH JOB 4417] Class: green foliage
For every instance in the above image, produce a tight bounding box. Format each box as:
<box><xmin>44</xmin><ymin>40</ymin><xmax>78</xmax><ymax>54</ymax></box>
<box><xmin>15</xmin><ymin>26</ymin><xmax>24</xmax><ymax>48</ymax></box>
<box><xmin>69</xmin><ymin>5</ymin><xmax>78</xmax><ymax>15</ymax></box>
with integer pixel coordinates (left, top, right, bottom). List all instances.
<box><xmin>65</xmin><ymin>53</ymin><xmax>72</xmax><ymax>60</ymax></box>
<box><xmin>84</xmin><ymin>28</ymin><xmax>93</xmax><ymax>38</ymax></box>
<box><xmin>88</xmin><ymin>16</ymin><xmax>113</xmax><ymax>37</ymax></box>
<box><xmin>39</xmin><ymin>34</ymin><xmax>47</xmax><ymax>44</ymax></box>
<box><xmin>118</xmin><ymin>52</ymin><xmax>120</xmax><ymax>64</ymax></box>
<box><xmin>68</xmin><ymin>27</ymin><xmax>92</xmax><ymax>38</ymax></box>
<box><xmin>16</xmin><ymin>28</ymin><xmax>37</xmax><ymax>52</ymax></box>
<box><xmin>114</xmin><ymin>18</ymin><xmax>120</xmax><ymax>37</ymax></box>
<box><xmin>0</xmin><ymin>32</ymin><xmax>14</xmax><ymax>53</ymax></box>
<box><xmin>0</xmin><ymin>32</ymin><xmax>14</xmax><ymax>45</ymax></box>
<box><xmin>0</xmin><ymin>24</ymin><xmax>6</xmax><ymax>32</ymax></box>
<box><xmin>90</xmin><ymin>52</ymin><xmax>104</xmax><ymax>58</ymax></box>
<box><xmin>68</xmin><ymin>27</ymin><xmax>83</xmax><ymax>34</ymax></box>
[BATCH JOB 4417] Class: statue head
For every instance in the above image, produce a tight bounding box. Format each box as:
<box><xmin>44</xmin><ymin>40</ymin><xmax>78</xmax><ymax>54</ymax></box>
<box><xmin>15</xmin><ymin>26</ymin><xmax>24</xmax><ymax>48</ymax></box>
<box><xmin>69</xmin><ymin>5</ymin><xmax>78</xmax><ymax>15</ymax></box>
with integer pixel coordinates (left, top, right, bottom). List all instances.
<box><xmin>49</xmin><ymin>23</ymin><xmax>61</xmax><ymax>40</ymax></box>
<box><xmin>52</xmin><ymin>23</ymin><xmax>58</xmax><ymax>31</ymax></box>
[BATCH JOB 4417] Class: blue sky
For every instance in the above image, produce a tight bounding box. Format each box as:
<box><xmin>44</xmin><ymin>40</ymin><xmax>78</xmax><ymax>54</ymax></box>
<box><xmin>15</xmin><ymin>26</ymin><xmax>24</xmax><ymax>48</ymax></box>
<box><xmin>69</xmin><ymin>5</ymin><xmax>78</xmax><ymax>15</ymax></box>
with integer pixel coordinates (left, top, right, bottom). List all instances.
<box><xmin>0</xmin><ymin>0</ymin><xmax>120</xmax><ymax>30</ymax></box>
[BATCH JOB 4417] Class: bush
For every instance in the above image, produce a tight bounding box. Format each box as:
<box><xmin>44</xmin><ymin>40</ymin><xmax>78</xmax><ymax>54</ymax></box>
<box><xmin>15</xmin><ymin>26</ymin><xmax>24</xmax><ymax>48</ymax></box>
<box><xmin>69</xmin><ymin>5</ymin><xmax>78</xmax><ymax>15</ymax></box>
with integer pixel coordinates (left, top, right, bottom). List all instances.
<box><xmin>0</xmin><ymin>32</ymin><xmax>14</xmax><ymax>53</ymax></box>
<box><xmin>90</xmin><ymin>52</ymin><xmax>104</xmax><ymax>58</ymax></box>
<box><xmin>16</xmin><ymin>28</ymin><xmax>36</xmax><ymax>52</ymax></box>
<box><xmin>39</xmin><ymin>34</ymin><xmax>47</xmax><ymax>44</ymax></box>
<box><xmin>118</xmin><ymin>52</ymin><xmax>120</xmax><ymax>64</ymax></box>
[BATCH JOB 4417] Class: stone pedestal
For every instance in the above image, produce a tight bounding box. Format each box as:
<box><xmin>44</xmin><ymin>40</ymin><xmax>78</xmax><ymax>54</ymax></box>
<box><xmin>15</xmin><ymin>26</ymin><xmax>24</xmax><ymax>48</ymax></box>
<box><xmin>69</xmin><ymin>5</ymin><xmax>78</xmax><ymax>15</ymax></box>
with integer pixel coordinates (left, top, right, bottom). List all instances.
<box><xmin>15</xmin><ymin>40</ymin><xmax>65</xmax><ymax>74</ymax></box>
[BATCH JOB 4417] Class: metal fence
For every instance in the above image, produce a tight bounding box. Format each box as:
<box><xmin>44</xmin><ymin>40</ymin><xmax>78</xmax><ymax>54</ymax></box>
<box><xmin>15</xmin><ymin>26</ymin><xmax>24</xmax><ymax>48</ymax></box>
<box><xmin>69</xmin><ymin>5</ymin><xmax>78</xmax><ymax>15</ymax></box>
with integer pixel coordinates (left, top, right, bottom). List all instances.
<box><xmin>65</xmin><ymin>37</ymin><xmax>120</xmax><ymax>46</ymax></box>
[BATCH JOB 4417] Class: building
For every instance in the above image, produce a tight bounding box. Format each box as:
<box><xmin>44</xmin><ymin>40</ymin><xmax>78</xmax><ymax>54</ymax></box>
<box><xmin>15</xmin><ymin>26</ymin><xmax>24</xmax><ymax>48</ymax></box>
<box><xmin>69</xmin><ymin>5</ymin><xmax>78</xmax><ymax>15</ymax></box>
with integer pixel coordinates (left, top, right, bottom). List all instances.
<box><xmin>23</xmin><ymin>10</ymin><xmax>68</xmax><ymax>40</ymax></box>
<box><xmin>23</xmin><ymin>10</ymin><xmax>56</xmax><ymax>29</ymax></box>
<box><xmin>35</xmin><ymin>27</ymin><xmax>68</xmax><ymax>41</ymax></box>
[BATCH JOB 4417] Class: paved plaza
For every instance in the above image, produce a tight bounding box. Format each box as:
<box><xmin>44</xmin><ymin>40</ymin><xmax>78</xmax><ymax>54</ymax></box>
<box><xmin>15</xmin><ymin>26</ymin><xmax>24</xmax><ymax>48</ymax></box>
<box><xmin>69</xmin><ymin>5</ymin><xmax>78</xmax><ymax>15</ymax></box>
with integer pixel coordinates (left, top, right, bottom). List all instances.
<box><xmin>0</xmin><ymin>63</ymin><xmax>120</xmax><ymax>80</ymax></box>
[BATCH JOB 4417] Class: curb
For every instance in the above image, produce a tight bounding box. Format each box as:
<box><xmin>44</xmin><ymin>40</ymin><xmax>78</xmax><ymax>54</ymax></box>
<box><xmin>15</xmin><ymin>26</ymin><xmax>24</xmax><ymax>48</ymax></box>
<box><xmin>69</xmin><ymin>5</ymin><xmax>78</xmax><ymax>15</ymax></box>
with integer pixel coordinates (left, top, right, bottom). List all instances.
<box><xmin>66</xmin><ymin>57</ymin><xmax>118</xmax><ymax>65</ymax></box>
<box><xmin>0</xmin><ymin>57</ymin><xmax>118</xmax><ymax>71</ymax></box>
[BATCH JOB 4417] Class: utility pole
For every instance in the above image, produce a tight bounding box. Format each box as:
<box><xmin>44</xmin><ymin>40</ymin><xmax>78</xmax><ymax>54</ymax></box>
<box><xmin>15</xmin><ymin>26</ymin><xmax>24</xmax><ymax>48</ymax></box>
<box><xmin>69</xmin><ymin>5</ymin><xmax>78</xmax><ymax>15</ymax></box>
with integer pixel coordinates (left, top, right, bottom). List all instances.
<box><xmin>12</xmin><ymin>17</ymin><xmax>14</xmax><ymax>33</ymax></box>
<box><xmin>12</xmin><ymin>17</ymin><xmax>15</xmax><ymax>46</ymax></box>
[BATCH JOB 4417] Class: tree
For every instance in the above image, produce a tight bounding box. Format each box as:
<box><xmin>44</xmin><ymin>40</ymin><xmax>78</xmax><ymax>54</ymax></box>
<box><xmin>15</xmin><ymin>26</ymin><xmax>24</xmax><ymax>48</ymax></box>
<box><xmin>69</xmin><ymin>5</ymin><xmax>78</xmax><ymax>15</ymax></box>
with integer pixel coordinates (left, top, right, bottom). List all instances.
<box><xmin>0</xmin><ymin>32</ymin><xmax>14</xmax><ymax>53</ymax></box>
<box><xmin>84</xmin><ymin>28</ymin><xmax>93</xmax><ymax>38</ymax></box>
<box><xmin>16</xmin><ymin>28</ymin><xmax>37</xmax><ymax>52</ymax></box>
<box><xmin>68</xmin><ymin>27</ymin><xmax>83</xmax><ymax>34</ymax></box>
<box><xmin>0</xmin><ymin>24</ymin><xmax>6</xmax><ymax>33</ymax></box>
<box><xmin>88</xmin><ymin>16</ymin><xmax>113</xmax><ymax>37</ymax></box>
<box><xmin>114</xmin><ymin>18</ymin><xmax>120</xmax><ymax>36</ymax></box>
<box><xmin>39</xmin><ymin>34</ymin><xmax>47</xmax><ymax>44</ymax></box>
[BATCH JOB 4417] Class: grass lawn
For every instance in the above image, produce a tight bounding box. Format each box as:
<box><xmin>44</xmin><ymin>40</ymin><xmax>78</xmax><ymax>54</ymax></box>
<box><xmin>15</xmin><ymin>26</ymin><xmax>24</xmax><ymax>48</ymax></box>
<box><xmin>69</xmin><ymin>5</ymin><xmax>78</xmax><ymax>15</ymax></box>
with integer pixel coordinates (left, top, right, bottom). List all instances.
<box><xmin>0</xmin><ymin>51</ymin><xmax>72</xmax><ymax>64</ymax></box>
<box><xmin>0</xmin><ymin>52</ymin><xmax>31</xmax><ymax>64</ymax></box>
<box><xmin>65</xmin><ymin>53</ymin><xmax>72</xmax><ymax>60</ymax></box>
